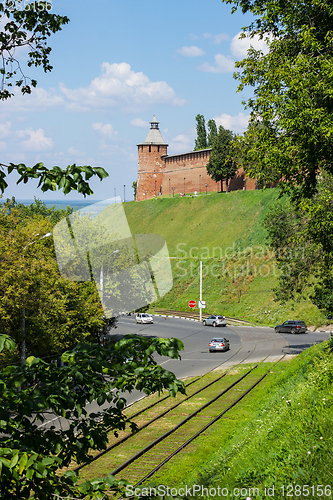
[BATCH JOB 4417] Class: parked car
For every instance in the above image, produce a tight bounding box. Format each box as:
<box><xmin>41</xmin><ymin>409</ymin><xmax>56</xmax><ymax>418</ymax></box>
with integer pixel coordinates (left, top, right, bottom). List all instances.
<box><xmin>275</xmin><ymin>320</ymin><xmax>307</xmax><ymax>334</ymax></box>
<box><xmin>135</xmin><ymin>313</ymin><xmax>154</xmax><ymax>324</ymax></box>
<box><xmin>203</xmin><ymin>315</ymin><xmax>227</xmax><ymax>327</ymax></box>
<box><xmin>209</xmin><ymin>337</ymin><xmax>230</xmax><ymax>352</ymax></box>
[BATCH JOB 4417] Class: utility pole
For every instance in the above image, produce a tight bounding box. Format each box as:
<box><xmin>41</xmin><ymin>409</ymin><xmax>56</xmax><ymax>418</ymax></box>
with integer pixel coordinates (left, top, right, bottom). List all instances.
<box><xmin>199</xmin><ymin>260</ymin><xmax>202</xmax><ymax>322</ymax></box>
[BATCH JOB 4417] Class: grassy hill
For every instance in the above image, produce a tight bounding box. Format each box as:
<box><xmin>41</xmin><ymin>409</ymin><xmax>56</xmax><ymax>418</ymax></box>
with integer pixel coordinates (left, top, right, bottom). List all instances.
<box><xmin>124</xmin><ymin>190</ymin><xmax>326</xmax><ymax>328</ymax></box>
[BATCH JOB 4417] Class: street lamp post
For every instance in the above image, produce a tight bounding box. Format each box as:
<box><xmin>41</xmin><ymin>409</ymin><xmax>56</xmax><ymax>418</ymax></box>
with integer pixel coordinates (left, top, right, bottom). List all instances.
<box><xmin>199</xmin><ymin>174</ymin><xmax>201</xmax><ymax>194</ymax></box>
<box><xmin>21</xmin><ymin>232</ymin><xmax>52</xmax><ymax>366</ymax></box>
<box><xmin>184</xmin><ymin>177</ymin><xmax>185</xmax><ymax>196</ymax></box>
<box><xmin>123</xmin><ymin>184</ymin><xmax>125</xmax><ymax>202</ymax></box>
<box><xmin>205</xmin><ymin>183</ymin><xmax>208</xmax><ymax>195</ymax></box>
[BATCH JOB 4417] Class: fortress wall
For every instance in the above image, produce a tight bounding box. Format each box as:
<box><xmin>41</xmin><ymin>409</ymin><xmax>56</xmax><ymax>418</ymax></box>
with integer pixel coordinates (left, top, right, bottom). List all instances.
<box><xmin>136</xmin><ymin>171</ymin><xmax>164</xmax><ymax>200</ymax></box>
<box><xmin>160</xmin><ymin>149</ymin><xmax>218</xmax><ymax>195</ymax></box>
<box><xmin>136</xmin><ymin>139</ymin><xmax>259</xmax><ymax>201</ymax></box>
<box><xmin>160</xmin><ymin>164</ymin><xmax>219</xmax><ymax>195</ymax></box>
<box><xmin>228</xmin><ymin>168</ymin><xmax>257</xmax><ymax>191</ymax></box>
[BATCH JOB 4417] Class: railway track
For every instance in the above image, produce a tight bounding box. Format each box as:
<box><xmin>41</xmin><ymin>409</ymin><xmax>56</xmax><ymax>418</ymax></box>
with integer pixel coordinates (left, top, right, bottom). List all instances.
<box><xmin>107</xmin><ymin>356</ymin><xmax>286</xmax><ymax>490</ymax></box>
<box><xmin>76</xmin><ymin>329</ymin><xmax>287</xmax><ymax>489</ymax></box>
<box><xmin>75</xmin><ymin>323</ymin><xmax>251</xmax><ymax>474</ymax></box>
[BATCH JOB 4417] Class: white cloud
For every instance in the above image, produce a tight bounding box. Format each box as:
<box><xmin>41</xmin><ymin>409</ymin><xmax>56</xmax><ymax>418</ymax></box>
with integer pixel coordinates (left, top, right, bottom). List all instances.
<box><xmin>0</xmin><ymin>121</ymin><xmax>12</xmax><ymax>137</ymax></box>
<box><xmin>214</xmin><ymin>112</ymin><xmax>250</xmax><ymax>134</ymax></box>
<box><xmin>2</xmin><ymin>87</ymin><xmax>64</xmax><ymax>111</ymax></box>
<box><xmin>0</xmin><ymin>141</ymin><xmax>7</xmax><ymax>151</ymax></box>
<box><xmin>197</xmin><ymin>54</ymin><xmax>235</xmax><ymax>73</ymax></box>
<box><xmin>130</xmin><ymin>118</ymin><xmax>149</xmax><ymax>128</ymax></box>
<box><xmin>92</xmin><ymin>122</ymin><xmax>116</xmax><ymax>138</ymax></box>
<box><xmin>203</xmin><ymin>33</ymin><xmax>229</xmax><ymax>44</ymax></box>
<box><xmin>59</xmin><ymin>62</ymin><xmax>186</xmax><ymax>112</ymax></box>
<box><xmin>169</xmin><ymin>133</ymin><xmax>195</xmax><ymax>154</ymax></box>
<box><xmin>68</xmin><ymin>147</ymin><xmax>85</xmax><ymax>156</ymax></box>
<box><xmin>17</xmin><ymin>128</ymin><xmax>54</xmax><ymax>151</ymax></box>
<box><xmin>230</xmin><ymin>31</ymin><xmax>272</xmax><ymax>58</ymax></box>
<box><xmin>176</xmin><ymin>46</ymin><xmax>205</xmax><ymax>57</ymax></box>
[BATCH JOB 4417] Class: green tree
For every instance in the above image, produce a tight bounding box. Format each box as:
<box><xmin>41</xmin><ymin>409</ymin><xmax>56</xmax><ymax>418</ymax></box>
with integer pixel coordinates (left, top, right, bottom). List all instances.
<box><xmin>0</xmin><ymin>335</ymin><xmax>185</xmax><ymax>499</ymax></box>
<box><xmin>0</xmin><ymin>3</ymin><xmax>69</xmax><ymax>100</ymax></box>
<box><xmin>206</xmin><ymin>125</ymin><xmax>236</xmax><ymax>192</ymax></box>
<box><xmin>221</xmin><ymin>0</ymin><xmax>333</xmax><ymax>199</ymax></box>
<box><xmin>0</xmin><ymin>4</ymin><xmax>108</xmax><ymax>195</ymax></box>
<box><xmin>132</xmin><ymin>180</ymin><xmax>137</xmax><ymax>199</ymax></box>
<box><xmin>232</xmin><ymin>120</ymin><xmax>279</xmax><ymax>189</ymax></box>
<box><xmin>264</xmin><ymin>173</ymin><xmax>333</xmax><ymax>314</ymax></box>
<box><xmin>2</xmin><ymin>196</ymin><xmax>73</xmax><ymax>224</ymax></box>
<box><xmin>207</xmin><ymin>119</ymin><xmax>218</xmax><ymax>148</ymax></box>
<box><xmin>0</xmin><ymin>207</ymin><xmax>104</xmax><ymax>363</ymax></box>
<box><xmin>194</xmin><ymin>114</ymin><xmax>208</xmax><ymax>150</ymax></box>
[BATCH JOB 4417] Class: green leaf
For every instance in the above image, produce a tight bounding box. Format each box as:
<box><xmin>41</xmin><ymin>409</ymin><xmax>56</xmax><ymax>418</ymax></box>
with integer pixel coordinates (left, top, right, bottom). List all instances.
<box><xmin>18</xmin><ymin>453</ymin><xmax>28</xmax><ymax>475</ymax></box>
<box><xmin>9</xmin><ymin>453</ymin><xmax>19</xmax><ymax>469</ymax></box>
<box><xmin>93</xmin><ymin>167</ymin><xmax>109</xmax><ymax>180</ymax></box>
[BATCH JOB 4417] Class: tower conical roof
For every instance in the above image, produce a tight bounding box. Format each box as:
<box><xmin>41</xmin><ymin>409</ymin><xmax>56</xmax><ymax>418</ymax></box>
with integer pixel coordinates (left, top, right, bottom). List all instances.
<box><xmin>137</xmin><ymin>116</ymin><xmax>168</xmax><ymax>146</ymax></box>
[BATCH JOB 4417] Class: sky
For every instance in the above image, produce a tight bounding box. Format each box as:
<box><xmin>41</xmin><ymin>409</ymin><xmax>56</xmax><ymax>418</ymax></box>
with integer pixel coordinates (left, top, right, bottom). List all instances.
<box><xmin>0</xmin><ymin>0</ymin><xmax>268</xmax><ymax>202</ymax></box>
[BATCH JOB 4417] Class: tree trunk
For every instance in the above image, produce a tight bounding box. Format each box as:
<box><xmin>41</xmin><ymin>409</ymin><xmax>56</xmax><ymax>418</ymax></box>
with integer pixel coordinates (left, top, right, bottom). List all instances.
<box><xmin>226</xmin><ymin>177</ymin><xmax>229</xmax><ymax>193</ymax></box>
<box><xmin>220</xmin><ymin>178</ymin><xmax>223</xmax><ymax>192</ymax></box>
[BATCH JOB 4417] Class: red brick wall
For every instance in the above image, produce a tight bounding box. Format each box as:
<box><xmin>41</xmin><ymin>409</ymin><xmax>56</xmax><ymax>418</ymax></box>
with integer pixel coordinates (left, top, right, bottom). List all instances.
<box><xmin>136</xmin><ymin>144</ymin><xmax>167</xmax><ymax>201</ymax></box>
<box><xmin>136</xmin><ymin>146</ymin><xmax>259</xmax><ymax>201</ymax></box>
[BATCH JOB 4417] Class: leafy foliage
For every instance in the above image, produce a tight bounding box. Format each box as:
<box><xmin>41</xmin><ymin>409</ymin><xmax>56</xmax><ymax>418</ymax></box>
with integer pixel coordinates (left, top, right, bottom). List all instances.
<box><xmin>194</xmin><ymin>114</ymin><xmax>208</xmax><ymax>150</ymax></box>
<box><xmin>232</xmin><ymin>120</ymin><xmax>279</xmax><ymax>189</ymax></box>
<box><xmin>207</xmin><ymin>119</ymin><xmax>218</xmax><ymax>148</ymax></box>
<box><xmin>132</xmin><ymin>180</ymin><xmax>137</xmax><ymax>199</ymax></box>
<box><xmin>0</xmin><ymin>335</ymin><xmax>185</xmax><ymax>499</ymax></box>
<box><xmin>222</xmin><ymin>0</ymin><xmax>333</xmax><ymax>199</ymax></box>
<box><xmin>0</xmin><ymin>161</ymin><xmax>109</xmax><ymax>197</ymax></box>
<box><xmin>206</xmin><ymin>125</ymin><xmax>236</xmax><ymax>191</ymax></box>
<box><xmin>0</xmin><ymin>4</ymin><xmax>69</xmax><ymax>100</ymax></box>
<box><xmin>2</xmin><ymin>196</ymin><xmax>73</xmax><ymax>224</ymax></box>
<box><xmin>264</xmin><ymin>173</ymin><xmax>333</xmax><ymax>313</ymax></box>
<box><xmin>0</xmin><ymin>204</ymin><xmax>104</xmax><ymax>363</ymax></box>
<box><xmin>0</xmin><ymin>7</ymin><xmax>109</xmax><ymax>196</ymax></box>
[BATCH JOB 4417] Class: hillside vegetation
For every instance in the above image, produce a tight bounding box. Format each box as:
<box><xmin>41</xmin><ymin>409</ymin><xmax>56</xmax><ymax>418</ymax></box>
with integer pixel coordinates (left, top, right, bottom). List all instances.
<box><xmin>143</xmin><ymin>341</ymin><xmax>333</xmax><ymax>498</ymax></box>
<box><xmin>124</xmin><ymin>190</ymin><xmax>326</xmax><ymax>327</ymax></box>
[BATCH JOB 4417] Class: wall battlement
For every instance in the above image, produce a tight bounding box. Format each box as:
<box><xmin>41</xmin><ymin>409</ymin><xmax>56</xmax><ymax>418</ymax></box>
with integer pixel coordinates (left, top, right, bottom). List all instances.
<box><xmin>136</xmin><ymin>117</ymin><xmax>256</xmax><ymax>201</ymax></box>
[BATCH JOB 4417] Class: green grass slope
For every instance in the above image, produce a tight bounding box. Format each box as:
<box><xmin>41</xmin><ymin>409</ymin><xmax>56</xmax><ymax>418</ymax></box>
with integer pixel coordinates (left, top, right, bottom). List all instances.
<box><xmin>124</xmin><ymin>190</ymin><xmax>325</xmax><ymax>327</ymax></box>
<box><xmin>143</xmin><ymin>342</ymin><xmax>333</xmax><ymax>498</ymax></box>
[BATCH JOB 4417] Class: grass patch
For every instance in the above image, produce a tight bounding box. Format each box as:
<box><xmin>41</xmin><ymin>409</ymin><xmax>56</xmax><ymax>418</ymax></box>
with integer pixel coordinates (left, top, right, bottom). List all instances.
<box><xmin>124</xmin><ymin>190</ymin><xmax>326</xmax><ymax>327</ymax></box>
<box><xmin>142</xmin><ymin>343</ymin><xmax>333</xmax><ymax>499</ymax></box>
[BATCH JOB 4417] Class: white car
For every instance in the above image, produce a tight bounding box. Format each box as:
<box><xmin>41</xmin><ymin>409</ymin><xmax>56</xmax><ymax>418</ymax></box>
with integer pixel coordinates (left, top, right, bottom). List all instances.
<box><xmin>209</xmin><ymin>337</ymin><xmax>230</xmax><ymax>352</ymax></box>
<box><xmin>136</xmin><ymin>313</ymin><xmax>154</xmax><ymax>324</ymax></box>
<box><xmin>203</xmin><ymin>315</ymin><xmax>227</xmax><ymax>327</ymax></box>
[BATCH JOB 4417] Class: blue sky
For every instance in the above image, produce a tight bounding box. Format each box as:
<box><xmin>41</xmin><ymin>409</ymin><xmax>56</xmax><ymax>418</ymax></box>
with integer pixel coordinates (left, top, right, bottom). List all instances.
<box><xmin>1</xmin><ymin>0</ymin><xmax>268</xmax><ymax>202</ymax></box>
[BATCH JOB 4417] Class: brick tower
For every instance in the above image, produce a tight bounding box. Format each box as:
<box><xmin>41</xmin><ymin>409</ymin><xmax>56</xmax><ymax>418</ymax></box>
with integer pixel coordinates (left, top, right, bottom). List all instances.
<box><xmin>136</xmin><ymin>116</ymin><xmax>168</xmax><ymax>201</ymax></box>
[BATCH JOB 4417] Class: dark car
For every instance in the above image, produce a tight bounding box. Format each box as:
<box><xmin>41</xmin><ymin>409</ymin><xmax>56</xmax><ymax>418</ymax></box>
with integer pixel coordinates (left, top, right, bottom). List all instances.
<box><xmin>275</xmin><ymin>320</ymin><xmax>307</xmax><ymax>334</ymax></box>
<box><xmin>209</xmin><ymin>337</ymin><xmax>230</xmax><ymax>352</ymax></box>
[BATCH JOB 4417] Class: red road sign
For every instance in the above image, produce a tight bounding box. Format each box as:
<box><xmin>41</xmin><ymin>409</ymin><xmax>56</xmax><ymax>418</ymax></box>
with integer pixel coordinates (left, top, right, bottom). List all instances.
<box><xmin>188</xmin><ymin>300</ymin><xmax>196</xmax><ymax>308</ymax></box>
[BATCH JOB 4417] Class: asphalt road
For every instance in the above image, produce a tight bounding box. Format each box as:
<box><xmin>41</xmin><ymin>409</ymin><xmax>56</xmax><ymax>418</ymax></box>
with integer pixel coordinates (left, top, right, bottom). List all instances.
<box><xmin>38</xmin><ymin>315</ymin><xmax>329</xmax><ymax>432</ymax></box>
<box><xmin>114</xmin><ymin>314</ymin><xmax>330</xmax><ymax>378</ymax></box>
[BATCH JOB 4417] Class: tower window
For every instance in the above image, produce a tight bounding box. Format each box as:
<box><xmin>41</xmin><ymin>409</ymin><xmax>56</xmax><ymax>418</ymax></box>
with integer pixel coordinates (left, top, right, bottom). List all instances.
<box><xmin>158</xmin><ymin>145</ymin><xmax>160</xmax><ymax>152</ymax></box>
<box><xmin>149</xmin><ymin>145</ymin><xmax>151</xmax><ymax>152</ymax></box>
